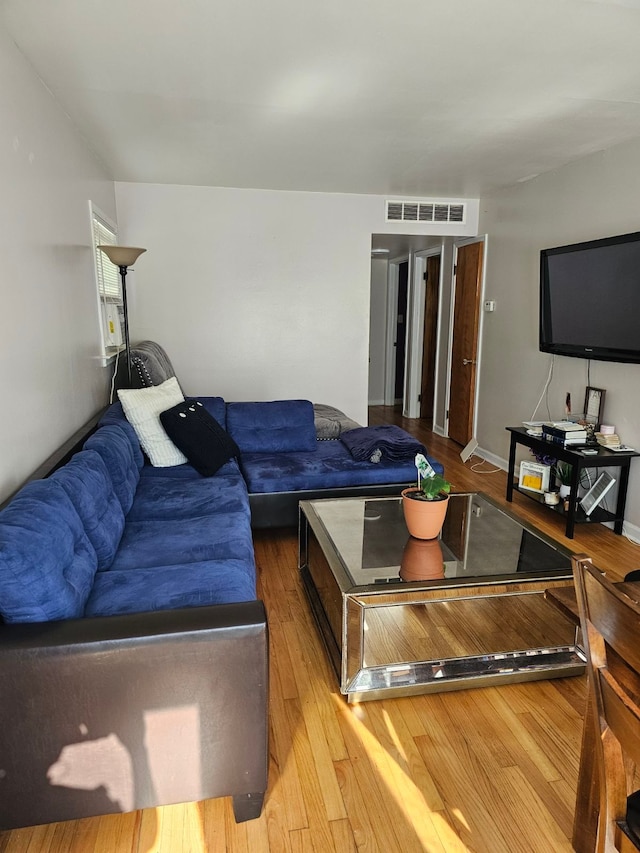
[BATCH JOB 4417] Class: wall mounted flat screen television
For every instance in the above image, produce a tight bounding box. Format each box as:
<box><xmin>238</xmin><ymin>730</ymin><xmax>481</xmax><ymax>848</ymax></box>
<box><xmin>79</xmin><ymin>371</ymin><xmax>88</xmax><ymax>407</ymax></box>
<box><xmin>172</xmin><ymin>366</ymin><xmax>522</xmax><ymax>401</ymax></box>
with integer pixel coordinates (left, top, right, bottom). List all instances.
<box><xmin>540</xmin><ymin>230</ymin><xmax>640</xmax><ymax>363</ymax></box>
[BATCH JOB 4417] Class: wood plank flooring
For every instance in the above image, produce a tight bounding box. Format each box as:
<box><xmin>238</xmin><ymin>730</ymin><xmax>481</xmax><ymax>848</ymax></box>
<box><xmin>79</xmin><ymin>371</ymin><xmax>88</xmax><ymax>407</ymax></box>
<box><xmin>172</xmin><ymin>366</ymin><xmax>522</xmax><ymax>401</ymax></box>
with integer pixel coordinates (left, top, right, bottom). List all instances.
<box><xmin>2</xmin><ymin>407</ymin><xmax>639</xmax><ymax>852</ymax></box>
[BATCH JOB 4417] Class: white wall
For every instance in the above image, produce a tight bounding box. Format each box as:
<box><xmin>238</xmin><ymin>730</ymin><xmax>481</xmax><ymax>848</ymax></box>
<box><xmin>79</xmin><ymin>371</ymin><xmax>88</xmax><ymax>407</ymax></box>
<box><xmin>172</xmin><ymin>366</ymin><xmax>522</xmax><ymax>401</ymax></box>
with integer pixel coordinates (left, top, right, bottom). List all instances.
<box><xmin>0</xmin><ymin>22</ymin><xmax>116</xmax><ymax>502</ymax></box>
<box><xmin>115</xmin><ymin>184</ymin><xmax>479</xmax><ymax>424</ymax></box>
<box><xmin>478</xmin><ymin>138</ymin><xmax>640</xmax><ymax>532</ymax></box>
<box><xmin>368</xmin><ymin>258</ymin><xmax>388</xmax><ymax>405</ymax></box>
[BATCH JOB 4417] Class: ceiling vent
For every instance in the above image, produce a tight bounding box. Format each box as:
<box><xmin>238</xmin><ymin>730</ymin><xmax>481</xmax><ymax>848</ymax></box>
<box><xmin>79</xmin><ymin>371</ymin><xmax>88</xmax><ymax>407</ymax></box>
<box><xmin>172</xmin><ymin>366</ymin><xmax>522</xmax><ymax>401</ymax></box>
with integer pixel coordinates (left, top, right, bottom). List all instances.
<box><xmin>386</xmin><ymin>200</ymin><xmax>465</xmax><ymax>224</ymax></box>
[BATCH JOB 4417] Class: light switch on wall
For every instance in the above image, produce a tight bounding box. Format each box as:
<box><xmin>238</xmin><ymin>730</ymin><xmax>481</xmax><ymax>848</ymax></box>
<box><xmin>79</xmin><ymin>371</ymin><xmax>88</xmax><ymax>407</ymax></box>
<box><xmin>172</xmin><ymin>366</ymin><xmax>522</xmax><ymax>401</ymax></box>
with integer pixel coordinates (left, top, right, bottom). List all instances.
<box><xmin>484</xmin><ymin>300</ymin><xmax>496</xmax><ymax>312</ymax></box>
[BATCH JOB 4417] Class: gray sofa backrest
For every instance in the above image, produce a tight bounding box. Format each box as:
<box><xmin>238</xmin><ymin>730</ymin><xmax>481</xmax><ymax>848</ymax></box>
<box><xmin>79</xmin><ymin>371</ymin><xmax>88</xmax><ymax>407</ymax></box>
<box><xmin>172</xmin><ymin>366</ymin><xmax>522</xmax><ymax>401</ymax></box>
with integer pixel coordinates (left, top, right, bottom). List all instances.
<box><xmin>130</xmin><ymin>340</ymin><xmax>179</xmax><ymax>389</ymax></box>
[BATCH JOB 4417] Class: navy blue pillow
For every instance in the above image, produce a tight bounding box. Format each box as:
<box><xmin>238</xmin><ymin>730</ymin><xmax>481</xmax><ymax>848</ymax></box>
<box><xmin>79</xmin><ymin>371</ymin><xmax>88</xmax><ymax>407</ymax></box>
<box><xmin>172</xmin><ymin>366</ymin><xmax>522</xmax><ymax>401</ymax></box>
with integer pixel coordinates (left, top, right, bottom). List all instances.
<box><xmin>160</xmin><ymin>400</ymin><xmax>240</xmax><ymax>477</ymax></box>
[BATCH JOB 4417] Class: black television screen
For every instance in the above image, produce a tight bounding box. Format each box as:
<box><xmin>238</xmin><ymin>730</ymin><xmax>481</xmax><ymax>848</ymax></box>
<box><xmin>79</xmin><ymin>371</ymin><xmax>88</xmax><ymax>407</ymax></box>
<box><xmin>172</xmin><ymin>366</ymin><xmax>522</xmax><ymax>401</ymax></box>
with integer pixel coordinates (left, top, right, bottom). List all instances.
<box><xmin>540</xmin><ymin>231</ymin><xmax>640</xmax><ymax>363</ymax></box>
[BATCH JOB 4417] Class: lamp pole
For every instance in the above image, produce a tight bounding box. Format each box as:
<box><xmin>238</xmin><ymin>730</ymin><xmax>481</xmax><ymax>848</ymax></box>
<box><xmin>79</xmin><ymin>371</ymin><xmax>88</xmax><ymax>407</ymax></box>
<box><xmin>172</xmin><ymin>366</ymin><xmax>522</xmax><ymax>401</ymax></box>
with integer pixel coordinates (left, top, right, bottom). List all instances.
<box><xmin>118</xmin><ymin>264</ymin><xmax>132</xmax><ymax>387</ymax></box>
<box><xmin>97</xmin><ymin>246</ymin><xmax>146</xmax><ymax>388</ymax></box>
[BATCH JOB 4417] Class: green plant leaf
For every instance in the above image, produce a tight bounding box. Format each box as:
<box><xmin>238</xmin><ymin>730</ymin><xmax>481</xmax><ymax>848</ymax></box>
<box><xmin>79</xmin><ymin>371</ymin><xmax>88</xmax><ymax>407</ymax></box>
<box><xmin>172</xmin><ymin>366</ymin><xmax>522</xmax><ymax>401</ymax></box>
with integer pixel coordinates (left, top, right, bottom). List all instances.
<box><xmin>553</xmin><ymin>461</ymin><xmax>573</xmax><ymax>485</ymax></box>
<box><xmin>420</xmin><ymin>473</ymin><xmax>452</xmax><ymax>500</ymax></box>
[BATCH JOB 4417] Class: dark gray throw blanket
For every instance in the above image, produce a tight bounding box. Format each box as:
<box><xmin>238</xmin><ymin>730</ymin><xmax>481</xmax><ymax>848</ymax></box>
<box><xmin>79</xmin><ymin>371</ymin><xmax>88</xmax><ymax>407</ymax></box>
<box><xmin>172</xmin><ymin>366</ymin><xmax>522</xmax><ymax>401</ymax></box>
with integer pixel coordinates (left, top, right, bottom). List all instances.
<box><xmin>340</xmin><ymin>424</ymin><xmax>426</xmax><ymax>463</ymax></box>
<box><xmin>313</xmin><ymin>404</ymin><xmax>362</xmax><ymax>439</ymax></box>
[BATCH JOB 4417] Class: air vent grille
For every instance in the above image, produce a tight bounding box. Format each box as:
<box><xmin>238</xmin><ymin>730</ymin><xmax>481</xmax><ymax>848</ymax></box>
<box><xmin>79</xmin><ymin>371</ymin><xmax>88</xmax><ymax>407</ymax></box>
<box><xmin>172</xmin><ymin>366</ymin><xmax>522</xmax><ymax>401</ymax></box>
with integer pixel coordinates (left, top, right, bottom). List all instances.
<box><xmin>386</xmin><ymin>200</ymin><xmax>465</xmax><ymax>224</ymax></box>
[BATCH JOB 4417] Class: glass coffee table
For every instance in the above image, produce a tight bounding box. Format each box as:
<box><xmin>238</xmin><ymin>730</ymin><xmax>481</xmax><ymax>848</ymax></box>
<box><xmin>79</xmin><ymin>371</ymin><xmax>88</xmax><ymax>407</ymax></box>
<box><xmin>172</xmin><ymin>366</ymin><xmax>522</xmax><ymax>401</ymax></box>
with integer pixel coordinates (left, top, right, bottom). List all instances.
<box><xmin>299</xmin><ymin>492</ymin><xmax>584</xmax><ymax>702</ymax></box>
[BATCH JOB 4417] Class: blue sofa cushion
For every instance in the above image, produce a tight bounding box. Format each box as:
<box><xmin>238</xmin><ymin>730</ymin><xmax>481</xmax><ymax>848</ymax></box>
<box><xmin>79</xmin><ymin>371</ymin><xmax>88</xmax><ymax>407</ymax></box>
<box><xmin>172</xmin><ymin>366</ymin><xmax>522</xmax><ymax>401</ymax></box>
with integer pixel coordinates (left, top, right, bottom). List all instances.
<box><xmin>127</xmin><ymin>464</ymin><xmax>249</xmax><ymax>522</ymax></box>
<box><xmin>84</xmin><ymin>424</ymin><xmax>143</xmax><ymax>515</ymax></box>
<box><xmin>0</xmin><ymin>480</ymin><xmax>97</xmax><ymax>623</ymax></box>
<box><xmin>226</xmin><ymin>400</ymin><xmax>317</xmax><ymax>453</ymax></box>
<box><xmin>239</xmin><ymin>440</ymin><xmax>444</xmax><ymax>493</ymax></box>
<box><xmin>95</xmin><ymin>412</ymin><xmax>145</xmax><ymax>467</ymax></box>
<box><xmin>160</xmin><ymin>400</ymin><xmax>240</xmax><ymax>477</ymax></box>
<box><xmin>197</xmin><ymin>396</ymin><xmax>228</xmax><ymax>428</ymax></box>
<box><xmin>109</xmin><ymin>511</ymin><xmax>255</xmax><ymax>572</ymax></box>
<box><xmin>136</xmin><ymin>462</ymin><xmax>219</xmax><ymax>480</ymax></box>
<box><xmin>85</xmin><ymin>559</ymin><xmax>256</xmax><ymax>617</ymax></box>
<box><xmin>50</xmin><ymin>450</ymin><xmax>125</xmax><ymax>570</ymax></box>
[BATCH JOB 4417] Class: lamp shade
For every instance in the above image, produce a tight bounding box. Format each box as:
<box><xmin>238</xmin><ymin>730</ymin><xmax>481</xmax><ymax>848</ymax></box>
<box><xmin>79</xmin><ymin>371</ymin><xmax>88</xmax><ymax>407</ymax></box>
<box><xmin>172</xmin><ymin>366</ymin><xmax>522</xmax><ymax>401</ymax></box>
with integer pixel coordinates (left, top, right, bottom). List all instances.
<box><xmin>98</xmin><ymin>245</ymin><xmax>147</xmax><ymax>267</ymax></box>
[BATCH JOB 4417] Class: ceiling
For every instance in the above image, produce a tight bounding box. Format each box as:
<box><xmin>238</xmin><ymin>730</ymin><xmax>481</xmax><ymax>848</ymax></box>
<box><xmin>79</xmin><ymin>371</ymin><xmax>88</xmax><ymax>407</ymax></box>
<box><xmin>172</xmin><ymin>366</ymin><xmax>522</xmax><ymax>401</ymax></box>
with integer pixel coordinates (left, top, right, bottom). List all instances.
<box><xmin>371</xmin><ymin>234</ymin><xmax>442</xmax><ymax>259</ymax></box>
<box><xmin>3</xmin><ymin>0</ymin><xmax>640</xmax><ymax>199</ymax></box>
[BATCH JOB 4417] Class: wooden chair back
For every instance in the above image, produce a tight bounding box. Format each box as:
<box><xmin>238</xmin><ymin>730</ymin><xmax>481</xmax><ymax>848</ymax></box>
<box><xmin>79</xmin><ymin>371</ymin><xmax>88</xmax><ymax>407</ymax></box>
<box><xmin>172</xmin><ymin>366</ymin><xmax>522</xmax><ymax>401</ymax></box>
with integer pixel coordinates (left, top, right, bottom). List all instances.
<box><xmin>573</xmin><ymin>554</ymin><xmax>640</xmax><ymax>852</ymax></box>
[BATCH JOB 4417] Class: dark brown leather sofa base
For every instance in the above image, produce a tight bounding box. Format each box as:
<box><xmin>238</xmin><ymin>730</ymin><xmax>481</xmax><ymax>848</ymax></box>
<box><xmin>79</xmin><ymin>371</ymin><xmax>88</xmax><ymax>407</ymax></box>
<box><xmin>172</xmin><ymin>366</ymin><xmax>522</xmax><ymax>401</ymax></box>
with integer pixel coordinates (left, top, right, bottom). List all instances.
<box><xmin>249</xmin><ymin>482</ymin><xmax>413</xmax><ymax>528</ymax></box>
<box><xmin>0</xmin><ymin>600</ymin><xmax>268</xmax><ymax>829</ymax></box>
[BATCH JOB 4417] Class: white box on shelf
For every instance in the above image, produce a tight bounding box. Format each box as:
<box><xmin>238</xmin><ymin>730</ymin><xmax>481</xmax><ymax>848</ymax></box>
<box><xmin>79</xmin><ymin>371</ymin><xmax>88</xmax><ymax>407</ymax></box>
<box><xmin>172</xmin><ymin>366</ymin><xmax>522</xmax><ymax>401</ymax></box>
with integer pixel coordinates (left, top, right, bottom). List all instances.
<box><xmin>519</xmin><ymin>461</ymin><xmax>551</xmax><ymax>494</ymax></box>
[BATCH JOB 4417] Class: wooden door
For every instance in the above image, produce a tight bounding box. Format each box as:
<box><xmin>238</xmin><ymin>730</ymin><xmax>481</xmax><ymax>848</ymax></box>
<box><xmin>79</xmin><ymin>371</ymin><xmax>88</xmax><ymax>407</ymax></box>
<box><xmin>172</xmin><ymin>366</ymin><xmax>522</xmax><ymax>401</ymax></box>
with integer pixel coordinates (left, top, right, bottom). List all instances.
<box><xmin>420</xmin><ymin>255</ymin><xmax>440</xmax><ymax>421</ymax></box>
<box><xmin>448</xmin><ymin>241</ymin><xmax>484</xmax><ymax>446</ymax></box>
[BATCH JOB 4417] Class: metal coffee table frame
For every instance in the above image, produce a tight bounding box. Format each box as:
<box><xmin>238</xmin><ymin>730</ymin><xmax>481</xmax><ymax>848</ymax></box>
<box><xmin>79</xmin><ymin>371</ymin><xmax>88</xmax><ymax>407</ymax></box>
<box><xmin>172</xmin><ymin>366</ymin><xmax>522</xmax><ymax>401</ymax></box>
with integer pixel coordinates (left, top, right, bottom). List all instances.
<box><xmin>299</xmin><ymin>493</ymin><xmax>585</xmax><ymax>702</ymax></box>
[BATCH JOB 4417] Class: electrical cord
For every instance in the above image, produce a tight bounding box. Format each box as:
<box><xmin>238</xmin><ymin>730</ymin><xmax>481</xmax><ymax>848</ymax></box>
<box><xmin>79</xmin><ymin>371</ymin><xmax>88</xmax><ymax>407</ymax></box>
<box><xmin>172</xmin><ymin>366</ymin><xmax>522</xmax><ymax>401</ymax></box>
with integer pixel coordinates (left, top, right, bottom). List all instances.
<box><xmin>465</xmin><ymin>453</ymin><xmax>502</xmax><ymax>474</ymax></box>
<box><xmin>109</xmin><ymin>348</ymin><xmax>120</xmax><ymax>404</ymax></box>
<box><xmin>580</xmin><ymin>468</ymin><xmax>593</xmax><ymax>490</ymax></box>
<box><xmin>529</xmin><ymin>355</ymin><xmax>555</xmax><ymax>422</ymax></box>
<box><xmin>469</xmin><ymin>460</ymin><xmax>502</xmax><ymax>474</ymax></box>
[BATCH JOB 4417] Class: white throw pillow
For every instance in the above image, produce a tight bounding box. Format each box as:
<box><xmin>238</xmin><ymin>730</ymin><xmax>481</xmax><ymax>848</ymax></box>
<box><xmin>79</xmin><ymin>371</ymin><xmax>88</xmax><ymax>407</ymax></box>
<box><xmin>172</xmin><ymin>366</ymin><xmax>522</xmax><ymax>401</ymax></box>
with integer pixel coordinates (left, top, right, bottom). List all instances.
<box><xmin>118</xmin><ymin>377</ymin><xmax>188</xmax><ymax>467</ymax></box>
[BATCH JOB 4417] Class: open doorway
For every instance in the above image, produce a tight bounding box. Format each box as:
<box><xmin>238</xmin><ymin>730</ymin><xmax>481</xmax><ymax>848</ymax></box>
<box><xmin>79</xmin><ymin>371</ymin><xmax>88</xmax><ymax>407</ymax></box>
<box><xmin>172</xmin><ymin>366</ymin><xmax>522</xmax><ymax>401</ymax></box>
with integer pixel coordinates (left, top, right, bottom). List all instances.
<box><xmin>369</xmin><ymin>241</ymin><xmax>443</xmax><ymax>419</ymax></box>
<box><xmin>368</xmin><ymin>249</ymin><xmax>411</xmax><ymax>409</ymax></box>
<box><xmin>402</xmin><ymin>248</ymin><xmax>443</xmax><ymax>420</ymax></box>
<box><xmin>394</xmin><ymin>261</ymin><xmax>408</xmax><ymax>404</ymax></box>
<box><xmin>369</xmin><ymin>232</ymin><xmax>485</xmax><ymax>442</ymax></box>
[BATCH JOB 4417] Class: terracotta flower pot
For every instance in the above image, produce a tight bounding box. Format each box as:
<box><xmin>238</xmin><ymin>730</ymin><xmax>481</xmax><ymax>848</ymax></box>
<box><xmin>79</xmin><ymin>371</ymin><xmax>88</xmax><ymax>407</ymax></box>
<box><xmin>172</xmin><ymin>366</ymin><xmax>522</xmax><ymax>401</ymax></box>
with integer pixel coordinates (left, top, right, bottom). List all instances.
<box><xmin>400</xmin><ymin>537</ymin><xmax>445</xmax><ymax>581</ymax></box>
<box><xmin>401</xmin><ymin>488</ymin><xmax>449</xmax><ymax>540</ymax></box>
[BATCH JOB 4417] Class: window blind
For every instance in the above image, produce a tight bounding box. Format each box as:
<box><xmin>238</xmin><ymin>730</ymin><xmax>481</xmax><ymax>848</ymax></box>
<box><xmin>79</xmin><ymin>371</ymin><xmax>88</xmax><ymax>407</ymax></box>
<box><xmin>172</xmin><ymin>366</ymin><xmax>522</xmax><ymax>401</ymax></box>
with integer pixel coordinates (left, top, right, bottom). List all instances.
<box><xmin>92</xmin><ymin>215</ymin><xmax>121</xmax><ymax>302</ymax></box>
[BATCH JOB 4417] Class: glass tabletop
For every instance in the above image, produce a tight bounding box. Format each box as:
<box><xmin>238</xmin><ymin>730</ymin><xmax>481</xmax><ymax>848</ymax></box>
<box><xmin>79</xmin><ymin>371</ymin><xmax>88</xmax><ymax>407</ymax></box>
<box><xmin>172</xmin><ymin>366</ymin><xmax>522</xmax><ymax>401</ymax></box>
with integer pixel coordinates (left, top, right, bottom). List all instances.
<box><xmin>308</xmin><ymin>492</ymin><xmax>572</xmax><ymax>588</ymax></box>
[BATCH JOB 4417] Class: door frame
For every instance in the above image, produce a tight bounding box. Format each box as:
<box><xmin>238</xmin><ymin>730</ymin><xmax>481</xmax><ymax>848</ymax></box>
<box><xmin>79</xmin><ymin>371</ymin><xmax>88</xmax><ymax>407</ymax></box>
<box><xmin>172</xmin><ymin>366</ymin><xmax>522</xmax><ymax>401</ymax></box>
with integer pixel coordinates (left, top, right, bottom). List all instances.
<box><xmin>444</xmin><ymin>235</ymin><xmax>488</xmax><ymax>439</ymax></box>
<box><xmin>403</xmin><ymin>247</ymin><xmax>443</xmax><ymax>419</ymax></box>
<box><xmin>383</xmin><ymin>254</ymin><xmax>410</xmax><ymax>407</ymax></box>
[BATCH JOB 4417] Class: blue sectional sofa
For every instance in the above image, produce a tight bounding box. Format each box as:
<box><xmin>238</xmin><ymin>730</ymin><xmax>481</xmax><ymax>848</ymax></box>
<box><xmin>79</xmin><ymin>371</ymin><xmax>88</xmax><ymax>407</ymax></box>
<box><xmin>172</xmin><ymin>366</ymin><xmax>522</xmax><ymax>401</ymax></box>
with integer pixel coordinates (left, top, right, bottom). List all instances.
<box><xmin>0</xmin><ymin>369</ymin><xmax>444</xmax><ymax>831</ymax></box>
<box><xmin>233</xmin><ymin>405</ymin><xmax>442</xmax><ymax>526</ymax></box>
<box><xmin>123</xmin><ymin>340</ymin><xmax>443</xmax><ymax>527</ymax></box>
<box><xmin>101</xmin><ymin>394</ymin><xmax>443</xmax><ymax>528</ymax></box>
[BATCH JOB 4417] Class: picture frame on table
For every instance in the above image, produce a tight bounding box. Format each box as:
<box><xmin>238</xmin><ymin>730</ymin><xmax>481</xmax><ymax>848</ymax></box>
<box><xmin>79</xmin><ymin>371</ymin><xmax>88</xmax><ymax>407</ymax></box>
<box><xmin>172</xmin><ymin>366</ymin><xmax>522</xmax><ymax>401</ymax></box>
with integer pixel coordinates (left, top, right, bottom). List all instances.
<box><xmin>584</xmin><ymin>386</ymin><xmax>605</xmax><ymax>427</ymax></box>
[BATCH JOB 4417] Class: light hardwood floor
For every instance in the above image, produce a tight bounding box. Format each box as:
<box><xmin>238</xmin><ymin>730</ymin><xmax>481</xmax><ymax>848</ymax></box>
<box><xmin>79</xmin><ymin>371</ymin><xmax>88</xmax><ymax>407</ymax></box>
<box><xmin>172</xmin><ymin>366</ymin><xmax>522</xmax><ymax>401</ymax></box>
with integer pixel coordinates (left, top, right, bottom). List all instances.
<box><xmin>2</xmin><ymin>409</ymin><xmax>639</xmax><ymax>852</ymax></box>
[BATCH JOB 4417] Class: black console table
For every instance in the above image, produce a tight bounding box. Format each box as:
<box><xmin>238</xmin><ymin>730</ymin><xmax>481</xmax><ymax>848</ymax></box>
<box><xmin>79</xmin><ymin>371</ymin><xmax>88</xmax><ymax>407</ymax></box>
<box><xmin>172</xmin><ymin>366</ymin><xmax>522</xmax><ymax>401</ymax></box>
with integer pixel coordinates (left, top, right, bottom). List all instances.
<box><xmin>506</xmin><ymin>426</ymin><xmax>640</xmax><ymax>539</ymax></box>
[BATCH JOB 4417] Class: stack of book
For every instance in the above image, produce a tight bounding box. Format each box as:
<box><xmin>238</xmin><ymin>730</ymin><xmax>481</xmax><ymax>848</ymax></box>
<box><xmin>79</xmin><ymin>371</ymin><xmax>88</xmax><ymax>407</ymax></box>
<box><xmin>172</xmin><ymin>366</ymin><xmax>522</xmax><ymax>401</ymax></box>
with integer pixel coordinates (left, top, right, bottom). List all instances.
<box><xmin>595</xmin><ymin>431</ymin><xmax>621</xmax><ymax>448</ymax></box>
<box><xmin>542</xmin><ymin>422</ymin><xmax>588</xmax><ymax>447</ymax></box>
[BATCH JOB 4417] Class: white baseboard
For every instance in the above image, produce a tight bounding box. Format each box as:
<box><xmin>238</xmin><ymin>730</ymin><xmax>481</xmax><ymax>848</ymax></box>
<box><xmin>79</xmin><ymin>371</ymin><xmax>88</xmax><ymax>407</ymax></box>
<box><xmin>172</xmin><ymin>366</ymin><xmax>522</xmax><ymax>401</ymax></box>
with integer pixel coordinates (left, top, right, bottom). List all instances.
<box><xmin>620</xmin><ymin>519</ymin><xmax>640</xmax><ymax>545</ymax></box>
<box><xmin>474</xmin><ymin>446</ymin><xmax>508</xmax><ymax>470</ymax></box>
<box><xmin>368</xmin><ymin>399</ymin><xmax>385</xmax><ymax>406</ymax></box>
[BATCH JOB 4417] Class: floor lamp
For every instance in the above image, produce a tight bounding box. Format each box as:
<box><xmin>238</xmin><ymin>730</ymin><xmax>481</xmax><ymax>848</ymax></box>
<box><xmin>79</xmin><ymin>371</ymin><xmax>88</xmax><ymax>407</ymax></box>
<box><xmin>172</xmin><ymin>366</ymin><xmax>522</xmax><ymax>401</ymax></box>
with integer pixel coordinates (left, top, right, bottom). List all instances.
<box><xmin>97</xmin><ymin>245</ymin><xmax>147</xmax><ymax>387</ymax></box>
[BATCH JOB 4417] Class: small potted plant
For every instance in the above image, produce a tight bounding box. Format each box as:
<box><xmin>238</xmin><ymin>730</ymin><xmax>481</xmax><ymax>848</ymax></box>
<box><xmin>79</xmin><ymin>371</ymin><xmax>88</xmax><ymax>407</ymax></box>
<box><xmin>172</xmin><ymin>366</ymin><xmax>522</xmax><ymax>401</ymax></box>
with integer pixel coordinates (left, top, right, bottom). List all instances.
<box><xmin>554</xmin><ymin>461</ymin><xmax>573</xmax><ymax>498</ymax></box>
<box><xmin>401</xmin><ymin>454</ymin><xmax>452</xmax><ymax>539</ymax></box>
